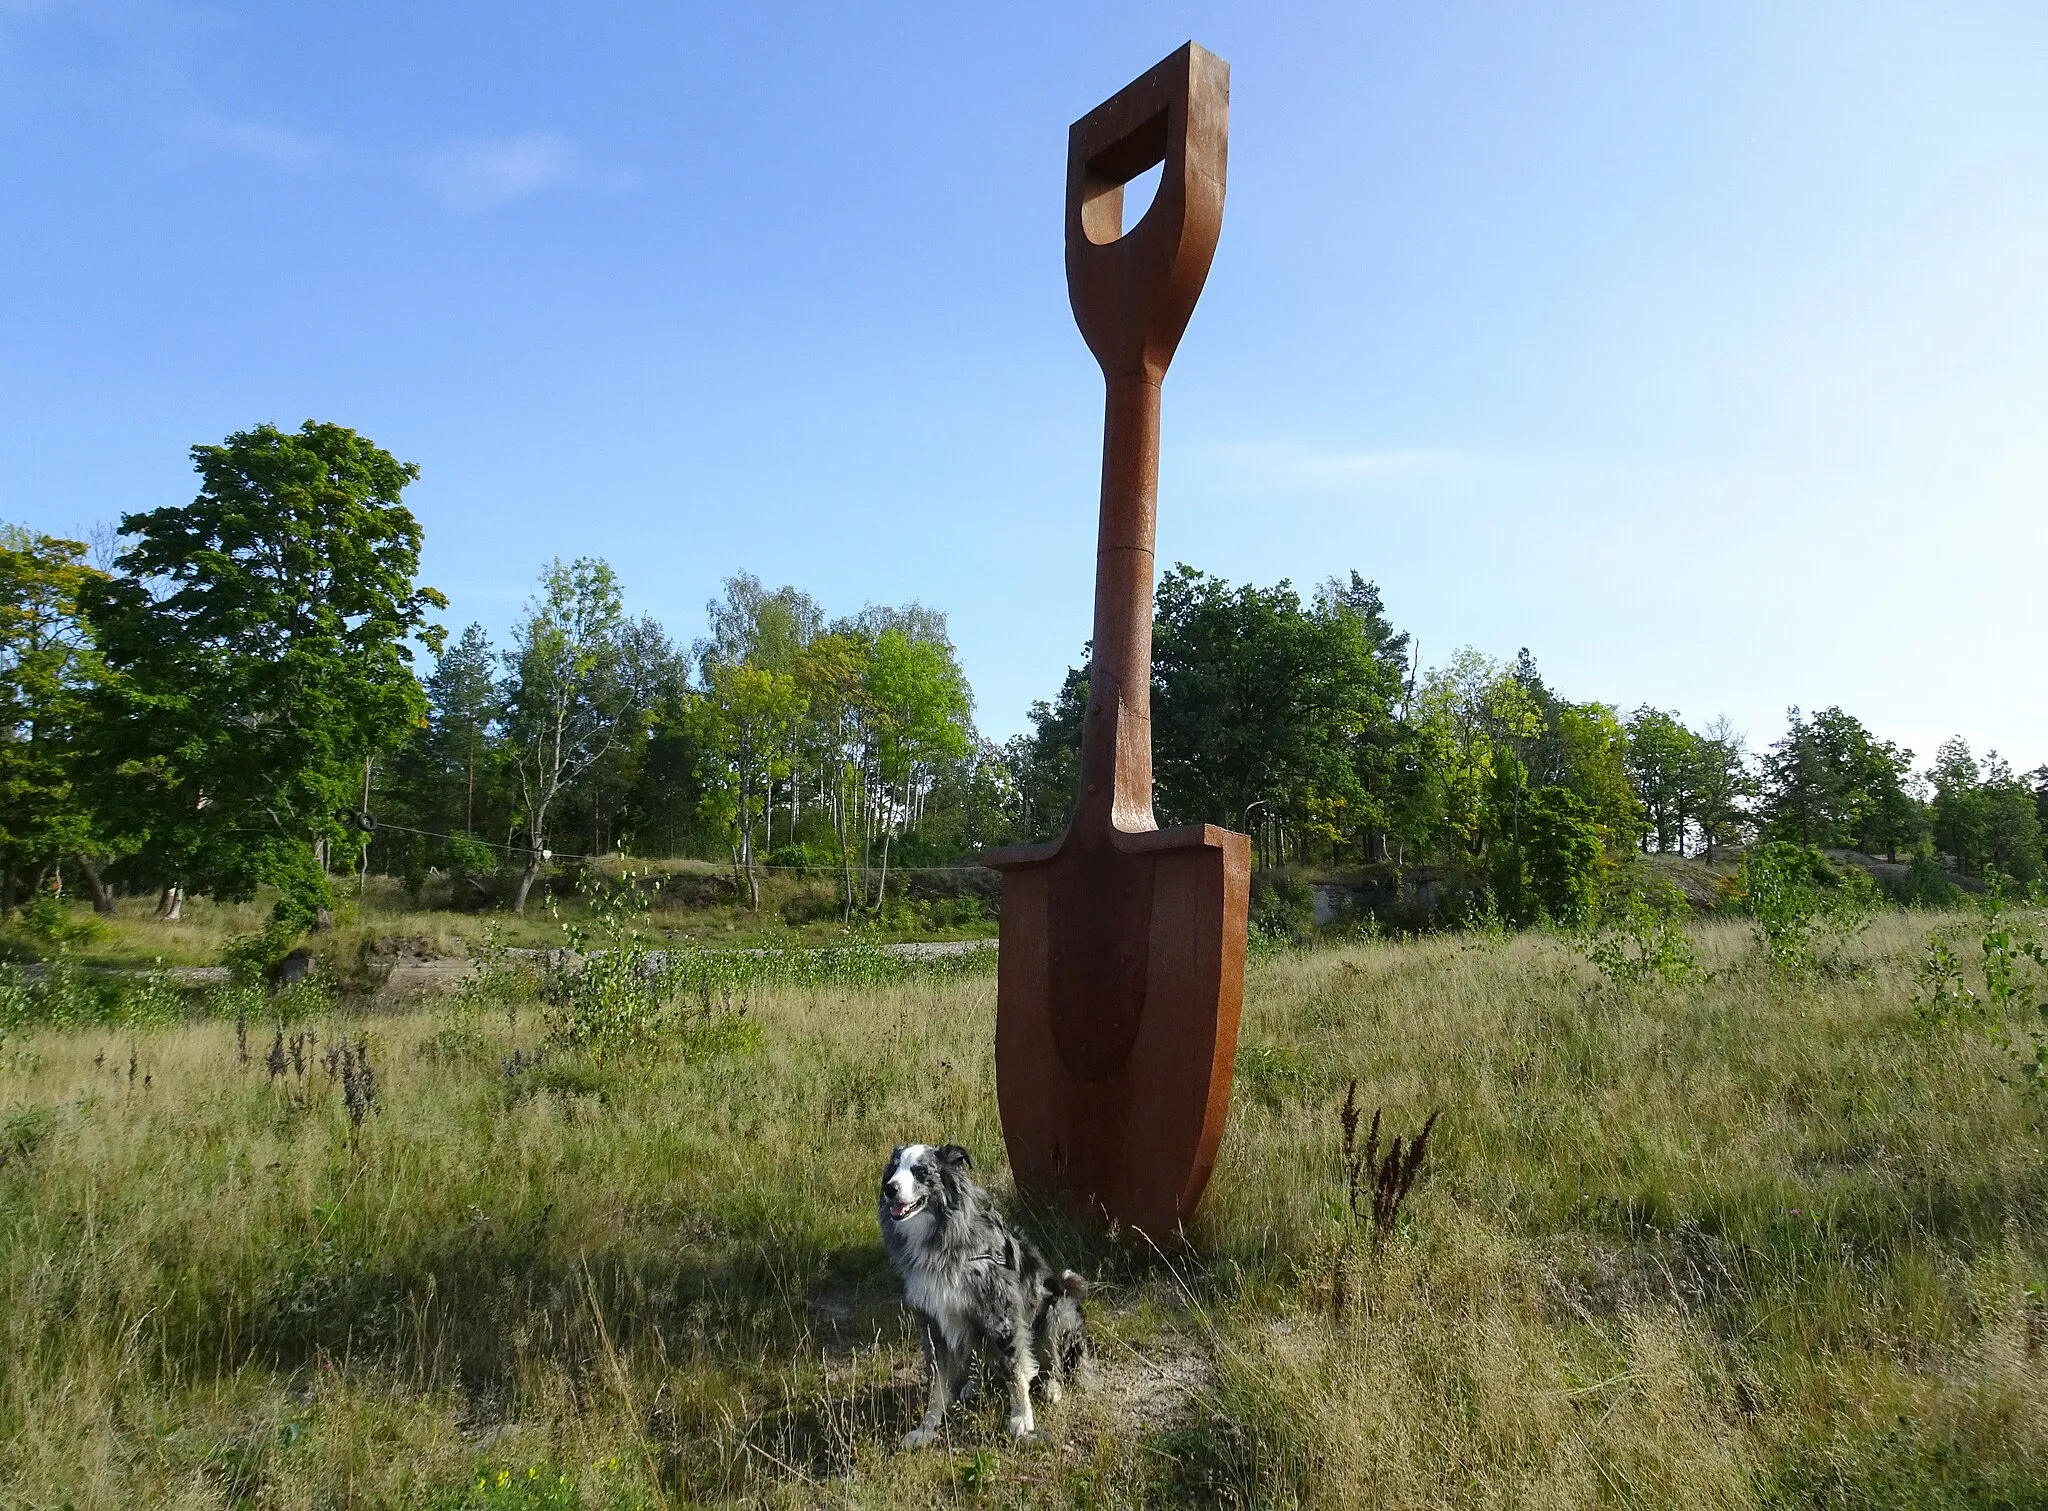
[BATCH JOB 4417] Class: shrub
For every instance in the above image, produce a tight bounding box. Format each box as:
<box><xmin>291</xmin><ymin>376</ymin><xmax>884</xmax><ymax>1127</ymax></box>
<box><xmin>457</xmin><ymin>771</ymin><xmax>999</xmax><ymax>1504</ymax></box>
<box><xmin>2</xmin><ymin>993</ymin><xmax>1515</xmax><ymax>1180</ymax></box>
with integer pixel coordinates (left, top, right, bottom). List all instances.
<box><xmin>459</xmin><ymin>920</ymin><xmax>538</xmax><ymax>1015</ymax></box>
<box><xmin>1741</xmin><ymin>842</ymin><xmax>1881</xmax><ymax>974</ymax></box>
<box><xmin>220</xmin><ymin>920</ymin><xmax>305</xmax><ymax>986</ymax></box>
<box><xmin>1578</xmin><ymin>873</ymin><xmax>1703</xmax><ymax>988</ymax></box>
<box><xmin>17</xmin><ymin>894</ymin><xmax>103</xmax><ymax>946</ymax></box>
<box><xmin>1251</xmin><ymin>875</ymin><xmax>1317</xmax><ymax>943</ymax></box>
<box><xmin>542</xmin><ymin>872</ymin><xmax>670</xmax><ymax>1059</ymax></box>
<box><xmin>1916</xmin><ymin>885</ymin><xmax>2048</xmax><ymax>1095</ymax></box>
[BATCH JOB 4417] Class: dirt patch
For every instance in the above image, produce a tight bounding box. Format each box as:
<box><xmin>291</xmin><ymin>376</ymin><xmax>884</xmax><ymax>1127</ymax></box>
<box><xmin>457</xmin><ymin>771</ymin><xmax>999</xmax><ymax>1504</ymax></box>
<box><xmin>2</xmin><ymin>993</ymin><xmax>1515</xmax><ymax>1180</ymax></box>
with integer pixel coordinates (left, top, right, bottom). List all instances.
<box><xmin>1086</xmin><ymin>1333</ymin><xmax>1213</xmax><ymax>1436</ymax></box>
<box><xmin>366</xmin><ymin>934</ymin><xmax>467</xmax><ymax>963</ymax></box>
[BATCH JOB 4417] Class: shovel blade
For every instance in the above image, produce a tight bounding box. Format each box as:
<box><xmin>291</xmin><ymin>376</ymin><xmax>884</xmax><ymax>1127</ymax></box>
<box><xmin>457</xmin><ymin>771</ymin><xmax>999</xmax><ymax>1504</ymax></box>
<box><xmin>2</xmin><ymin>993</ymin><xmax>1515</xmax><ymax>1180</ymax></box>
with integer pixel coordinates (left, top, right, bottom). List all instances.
<box><xmin>988</xmin><ymin>823</ymin><xmax>1250</xmax><ymax>1235</ymax></box>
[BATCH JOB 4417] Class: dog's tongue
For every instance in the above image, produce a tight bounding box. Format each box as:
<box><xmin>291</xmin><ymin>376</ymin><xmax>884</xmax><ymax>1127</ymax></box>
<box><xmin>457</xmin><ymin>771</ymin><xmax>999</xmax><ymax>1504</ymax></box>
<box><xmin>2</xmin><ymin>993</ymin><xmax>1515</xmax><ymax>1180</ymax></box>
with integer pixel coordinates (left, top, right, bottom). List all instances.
<box><xmin>889</xmin><ymin>1199</ymin><xmax>916</xmax><ymax>1220</ymax></box>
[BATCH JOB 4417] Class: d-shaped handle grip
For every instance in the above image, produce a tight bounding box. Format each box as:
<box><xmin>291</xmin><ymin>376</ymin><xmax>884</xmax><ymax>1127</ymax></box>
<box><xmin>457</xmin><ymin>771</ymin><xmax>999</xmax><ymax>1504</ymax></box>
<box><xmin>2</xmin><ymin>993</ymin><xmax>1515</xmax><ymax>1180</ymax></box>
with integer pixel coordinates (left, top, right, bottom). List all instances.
<box><xmin>1065</xmin><ymin>42</ymin><xmax>1229</xmax><ymax>381</ymax></box>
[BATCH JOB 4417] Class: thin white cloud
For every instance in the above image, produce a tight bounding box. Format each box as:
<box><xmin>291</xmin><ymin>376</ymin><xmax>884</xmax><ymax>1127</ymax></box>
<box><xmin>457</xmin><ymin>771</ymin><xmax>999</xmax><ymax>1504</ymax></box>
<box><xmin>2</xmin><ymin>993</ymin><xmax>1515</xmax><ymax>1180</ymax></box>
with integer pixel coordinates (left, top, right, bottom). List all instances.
<box><xmin>412</xmin><ymin>131</ymin><xmax>582</xmax><ymax>213</ymax></box>
<box><xmin>1194</xmin><ymin>440</ymin><xmax>1470</xmax><ymax>492</ymax></box>
<box><xmin>174</xmin><ymin>112</ymin><xmax>342</xmax><ymax>172</ymax></box>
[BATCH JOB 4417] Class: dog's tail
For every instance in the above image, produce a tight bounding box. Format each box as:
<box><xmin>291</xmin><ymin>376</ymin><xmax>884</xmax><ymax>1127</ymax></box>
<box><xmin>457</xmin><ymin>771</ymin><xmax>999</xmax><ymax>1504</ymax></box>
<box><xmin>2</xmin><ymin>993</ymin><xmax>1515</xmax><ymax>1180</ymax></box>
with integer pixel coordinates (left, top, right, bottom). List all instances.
<box><xmin>1055</xmin><ymin>1269</ymin><xmax>1089</xmax><ymax>1299</ymax></box>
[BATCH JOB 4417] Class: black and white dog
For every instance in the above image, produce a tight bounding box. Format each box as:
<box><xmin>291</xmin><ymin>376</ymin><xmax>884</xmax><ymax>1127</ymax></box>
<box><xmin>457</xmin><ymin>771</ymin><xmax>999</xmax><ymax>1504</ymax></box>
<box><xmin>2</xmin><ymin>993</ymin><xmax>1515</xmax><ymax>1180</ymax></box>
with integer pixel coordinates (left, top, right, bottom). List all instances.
<box><xmin>879</xmin><ymin>1143</ymin><xmax>1089</xmax><ymax>1446</ymax></box>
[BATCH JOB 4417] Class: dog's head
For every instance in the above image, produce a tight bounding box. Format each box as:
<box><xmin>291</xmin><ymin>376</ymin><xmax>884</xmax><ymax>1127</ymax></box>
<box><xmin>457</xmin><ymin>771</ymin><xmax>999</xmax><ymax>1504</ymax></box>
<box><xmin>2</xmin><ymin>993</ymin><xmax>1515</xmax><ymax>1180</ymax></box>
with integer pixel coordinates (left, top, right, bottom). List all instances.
<box><xmin>880</xmin><ymin>1142</ymin><xmax>972</xmax><ymax>1228</ymax></box>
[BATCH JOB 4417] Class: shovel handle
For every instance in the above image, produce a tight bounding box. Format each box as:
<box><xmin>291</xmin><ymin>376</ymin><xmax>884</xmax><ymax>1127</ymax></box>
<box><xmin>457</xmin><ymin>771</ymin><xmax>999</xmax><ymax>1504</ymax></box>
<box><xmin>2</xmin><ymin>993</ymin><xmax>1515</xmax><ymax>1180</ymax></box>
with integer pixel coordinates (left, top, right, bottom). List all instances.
<box><xmin>1063</xmin><ymin>43</ymin><xmax>1229</xmax><ymax>837</ymax></box>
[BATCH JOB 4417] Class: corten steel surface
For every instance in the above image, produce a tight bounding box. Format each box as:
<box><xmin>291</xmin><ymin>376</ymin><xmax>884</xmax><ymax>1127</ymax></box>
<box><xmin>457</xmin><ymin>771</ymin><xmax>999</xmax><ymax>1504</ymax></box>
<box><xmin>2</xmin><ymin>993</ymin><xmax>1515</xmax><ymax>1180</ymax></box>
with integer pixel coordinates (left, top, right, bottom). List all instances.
<box><xmin>984</xmin><ymin>42</ymin><xmax>1249</xmax><ymax>1237</ymax></box>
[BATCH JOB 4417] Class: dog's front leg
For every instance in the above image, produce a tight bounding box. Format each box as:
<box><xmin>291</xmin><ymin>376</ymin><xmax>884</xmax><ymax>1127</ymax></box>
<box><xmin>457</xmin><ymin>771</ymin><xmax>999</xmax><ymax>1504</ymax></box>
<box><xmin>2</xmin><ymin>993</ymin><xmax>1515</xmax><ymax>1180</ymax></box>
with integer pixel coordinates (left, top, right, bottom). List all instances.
<box><xmin>1004</xmin><ymin>1340</ymin><xmax>1038</xmax><ymax>1440</ymax></box>
<box><xmin>901</xmin><ymin>1318</ymin><xmax>960</xmax><ymax>1449</ymax></box>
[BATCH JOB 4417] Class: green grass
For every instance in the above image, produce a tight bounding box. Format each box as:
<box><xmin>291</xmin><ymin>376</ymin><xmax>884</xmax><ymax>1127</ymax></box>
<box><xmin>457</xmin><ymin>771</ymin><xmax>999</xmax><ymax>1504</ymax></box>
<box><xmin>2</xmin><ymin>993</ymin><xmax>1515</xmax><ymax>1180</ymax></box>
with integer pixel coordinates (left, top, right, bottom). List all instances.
<box><xmin>0</xmin><ymin>866</ymin><xmax>996</xmax><ymax>976</ymax></box>
<box><xmin>2</xmin><ymin>911</ymin><xmax>2045</xmax><ymax>1507</ymax></box>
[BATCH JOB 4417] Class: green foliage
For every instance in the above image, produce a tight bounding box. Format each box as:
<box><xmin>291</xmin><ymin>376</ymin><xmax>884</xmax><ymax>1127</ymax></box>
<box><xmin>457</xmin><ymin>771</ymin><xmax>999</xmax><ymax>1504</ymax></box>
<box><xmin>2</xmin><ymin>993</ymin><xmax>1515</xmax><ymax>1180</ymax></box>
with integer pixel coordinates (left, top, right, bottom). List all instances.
<box><xmin>1502</xmin><ymin>784</ymin><xmax>1604</xmax><ymax>928</ymax></box>
<box><xmin>501</xmin><ymin>558</ymin><xmax>674</xmax><ymax>912</ymax></box>
<box><xmin>0</xmin><ymin>956</ymin><xmax>189</xmax><ymax>1031</ymax></box>
<box><xmin>1250</xmin><ymin>874</ymin><xmax>1317</xmax><ymax>943</ymax></box>
<box><xmin>1891</xmin><ymin>840</ymin><xmax>1964</xmax><ymax>908</ymax></box>
<box><xmin>1741</xmin><ymin>840</ymin><xmax>1881</xmax><ymax>974</ymax></box>
<box><xmin>1577</xmin><ymin>873</ymin><xmax>1704</xmax><ymax>988</ymax></box>
<box><xmin>1007</xmin><ymin>663</ymin><xmax>1088</xmax><ymax>841</ymax></box>
<box><xmin>1151</xmin><ymin>565</ymin><xmax>1406</xmax><ymax>854</ymax></box>
<box><xmin>1929</xmin><ymin>738</ymin><xmax>2044</xmax><ymax>886</ymax></box>
<box><xmin>219</xmin><ymin>919</ymin><xmax>305</xmax><ymax>985</ymax></box>
<box><xmin>428</xmin><ymin>1462</ymin><xmax>586</xmax><ymax>1510</ymax></box>
<box><xmin>16</xmin><ymin>893</ymin><xmax>103</xmax><ymax>946</ymax></box>
<box><xmin>459</xmin><ymin>919</ymin><xmax>537</xmax><ymax>1013</ymax></box>
<box><xmin>541</xmin><ymin>871</ymin><xmax>671</xmax><ymax>1058</ymax></box>
<box><xmin>1916</xmin><ymin>886</ymin><xmax>2048</xmax><ymax>1095</ymax></box>
<box><xmin>0</xmin><ymin>528</ymin><xmax>110</xmax><ymax>883</ymax></box>
<box><xmin>81</xmin><ymin>421</ymin><xmax>444</xmax><ymax>920</ymax></box>
<box><xmin>1760</xmin><ymin>705</ymin><xmax>1919</xmax><ymax>858</ymax></box>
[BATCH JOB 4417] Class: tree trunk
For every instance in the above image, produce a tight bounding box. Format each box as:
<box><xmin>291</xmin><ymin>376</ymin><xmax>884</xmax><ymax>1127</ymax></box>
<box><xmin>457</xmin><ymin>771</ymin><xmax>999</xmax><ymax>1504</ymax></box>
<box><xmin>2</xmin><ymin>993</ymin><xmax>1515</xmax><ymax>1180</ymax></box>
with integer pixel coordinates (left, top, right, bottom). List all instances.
<box><xmin>835</xmin><ymin>762</ymin><xmax>856</xmax><ymax>924</ymax></box>
<box><xmin>513</xmin><ymin>815</ymin><xmax>547</xmax><ymax>914</ymax></box>
<box><xmin>874</xmin><ymin>803</ymin><xmax>893</xmax><ymax>912</ymax></box>
<box><xmin>155</xmin><ymin>885</ymin><xmax>183</xmax><ymax>921</ymax></box>
<box><xmin>738</xmin><ymin>780</ymin><xmax>759</xmax><ymax>910</ymax></box>
<box><xmin>513</xmin><ymin>854</ymin><xmax>543</xmax><ymax>914</ymax></box>
<box><xmin>76</xmin><ymin>855</ymin><xmax>116</xmax><ymax>915</ymax></box>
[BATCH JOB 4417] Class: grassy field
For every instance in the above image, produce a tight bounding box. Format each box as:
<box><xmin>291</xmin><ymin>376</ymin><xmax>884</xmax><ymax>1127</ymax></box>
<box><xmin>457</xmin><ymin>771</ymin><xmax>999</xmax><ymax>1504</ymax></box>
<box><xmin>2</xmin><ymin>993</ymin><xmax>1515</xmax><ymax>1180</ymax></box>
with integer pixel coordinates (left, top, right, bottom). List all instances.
<box><xmin>0</xmin><ymin>865</ymin><xmax>998</xmax><ymax>976</ymax></box>
<box><xmin>2</xmin><ymin>909</ymin><xmax>2045</xmax><ymax>1508</ymax></box>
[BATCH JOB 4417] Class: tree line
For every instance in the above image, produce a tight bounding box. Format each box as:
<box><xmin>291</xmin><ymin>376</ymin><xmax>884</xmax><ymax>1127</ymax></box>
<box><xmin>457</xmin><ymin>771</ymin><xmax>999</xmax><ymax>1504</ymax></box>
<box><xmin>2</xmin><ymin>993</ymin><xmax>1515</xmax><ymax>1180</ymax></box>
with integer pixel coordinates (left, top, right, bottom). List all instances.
<box><xmin>3</xmin><ymin>420</ymin><xmax>2044</xmax><ymax>932</ymax></box>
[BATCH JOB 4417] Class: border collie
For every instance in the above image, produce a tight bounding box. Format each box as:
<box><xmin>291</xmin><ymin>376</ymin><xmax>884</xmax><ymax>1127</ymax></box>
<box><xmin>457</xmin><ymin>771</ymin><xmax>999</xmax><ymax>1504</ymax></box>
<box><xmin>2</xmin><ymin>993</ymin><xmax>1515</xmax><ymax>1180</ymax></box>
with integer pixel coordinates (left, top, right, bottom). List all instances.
<box><xmin>879</xmin><ymin>1143</ymin><xmax>1089</xmax><ymax>1446</ymax></box>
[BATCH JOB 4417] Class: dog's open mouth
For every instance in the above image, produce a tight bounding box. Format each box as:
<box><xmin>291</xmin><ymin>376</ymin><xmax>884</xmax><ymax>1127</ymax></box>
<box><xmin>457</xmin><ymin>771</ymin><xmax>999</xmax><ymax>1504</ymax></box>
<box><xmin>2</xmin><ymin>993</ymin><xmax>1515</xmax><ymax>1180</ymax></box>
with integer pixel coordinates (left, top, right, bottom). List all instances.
<box><xmin>887</xmin><ymin>1196</ymin><xmax>926</xmax><ymax>1222</ymax></box>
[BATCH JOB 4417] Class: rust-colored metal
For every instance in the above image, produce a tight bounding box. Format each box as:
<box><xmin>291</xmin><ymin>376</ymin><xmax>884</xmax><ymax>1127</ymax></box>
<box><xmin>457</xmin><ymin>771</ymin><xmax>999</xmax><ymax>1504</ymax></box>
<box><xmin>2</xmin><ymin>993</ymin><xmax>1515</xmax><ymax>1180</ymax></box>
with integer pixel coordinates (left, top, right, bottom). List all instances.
<box><xmin>984</xmin><ymin>42</ymin><xmax>1248</xmax><ymax>1237</ymax></box>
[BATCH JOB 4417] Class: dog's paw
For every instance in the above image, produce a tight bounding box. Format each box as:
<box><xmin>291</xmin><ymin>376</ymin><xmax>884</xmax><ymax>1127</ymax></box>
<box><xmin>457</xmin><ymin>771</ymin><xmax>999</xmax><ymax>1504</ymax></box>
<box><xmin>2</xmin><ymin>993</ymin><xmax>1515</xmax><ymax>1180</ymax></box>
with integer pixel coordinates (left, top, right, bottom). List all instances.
<box><xmin>1041</xmin><ymin>1378</ymin><xmax>1064</xmax><ymax>1405</ymax></box>
<box><xmin>900</xmin><ymin>1426</ymin><xmax>941</xmax><ymax>1450</ymax></box>
<box><xmin>1005</xmin><ymin>1415</ymin><xmax>1039</xmax><ymax>1441</ymax></box>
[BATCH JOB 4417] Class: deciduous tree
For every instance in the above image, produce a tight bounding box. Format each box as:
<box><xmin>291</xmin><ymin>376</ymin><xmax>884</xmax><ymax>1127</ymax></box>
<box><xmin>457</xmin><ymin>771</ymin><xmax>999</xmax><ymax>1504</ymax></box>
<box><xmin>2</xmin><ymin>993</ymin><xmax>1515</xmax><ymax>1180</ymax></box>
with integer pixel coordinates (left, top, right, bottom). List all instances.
<box><xmin>83</xmin><ymin>421</ymin><xmax>443</xmax><ymax>925</ymax></box>
<box><xmin>501</xmin><ymin>558</ymin><xmax>666</xmax><ymax>913</ymax></box>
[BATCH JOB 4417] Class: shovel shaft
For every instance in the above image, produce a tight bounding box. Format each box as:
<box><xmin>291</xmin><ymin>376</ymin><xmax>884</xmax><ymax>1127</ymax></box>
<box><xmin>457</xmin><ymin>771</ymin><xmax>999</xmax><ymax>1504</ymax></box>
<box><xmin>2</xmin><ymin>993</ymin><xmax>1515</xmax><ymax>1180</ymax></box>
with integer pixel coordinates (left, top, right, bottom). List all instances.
<box><xmin>1079</xmin><ymin>372</ymin><xmax>1162</xmax><ymax>835</ymax></box>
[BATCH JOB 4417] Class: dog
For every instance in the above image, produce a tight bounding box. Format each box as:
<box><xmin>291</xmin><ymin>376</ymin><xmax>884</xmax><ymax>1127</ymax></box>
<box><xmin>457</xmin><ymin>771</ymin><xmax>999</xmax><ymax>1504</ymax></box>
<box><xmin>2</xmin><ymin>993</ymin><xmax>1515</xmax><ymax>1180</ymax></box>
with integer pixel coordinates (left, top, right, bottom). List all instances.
<box><xmin>879</xmin><ymin>1142</ymin><xmax>1089</xmax><ymax>1446</ymax></box>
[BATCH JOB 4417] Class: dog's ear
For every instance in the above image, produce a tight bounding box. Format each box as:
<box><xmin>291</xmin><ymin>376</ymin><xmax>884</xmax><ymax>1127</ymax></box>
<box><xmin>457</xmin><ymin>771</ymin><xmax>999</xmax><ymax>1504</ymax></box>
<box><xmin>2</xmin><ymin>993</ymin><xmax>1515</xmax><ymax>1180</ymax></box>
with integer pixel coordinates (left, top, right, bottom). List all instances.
<box><xmin>935</xmin><ymin>1144</ymin><xmax>973</xmax><ymax>1170</ymax></box>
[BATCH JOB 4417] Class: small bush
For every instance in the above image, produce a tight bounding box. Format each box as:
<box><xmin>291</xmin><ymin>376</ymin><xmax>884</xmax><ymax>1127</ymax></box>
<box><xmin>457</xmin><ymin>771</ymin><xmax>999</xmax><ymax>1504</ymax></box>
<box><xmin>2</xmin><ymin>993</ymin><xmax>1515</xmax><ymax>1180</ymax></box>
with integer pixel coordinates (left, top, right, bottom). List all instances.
<box><xmin>543</xmin><ymin>871</ymin><xmax>676</xmax><ymax>1059</ymax></box>
<box><xmin>1578</xmin><ymin>873</ymin><xmax>1703</xmax><ymax>988</ymax></box>
<box><xmin>1888</xmin><ymin>842</ymin><xmax>1965</xmax><ymax>908</ymax></box>
<box><xmin>1741</xmin><ymin>841</ymin><xmax>1880</xmax><ymax>974</ymax></box>
<box><xmin>18</xmin><ymin>894</ymin><xmax>103</xmax><ymax>946</ymax></box>
<box><xmin>220</xmin><ymin>921</ymin><xmax>305</xmax><ymax>986</ymax></box>
<box><xmin>0</xmin><ymin>956</ymin><xmax>105</xmax><ymax>1031</ymax></box>
<box><xmin>459</xmin><ymin>920</ymin><xmax>538</xmax><ymax>1013</ymax></box>
<box><xmin>1917</xmin><ymin>886</ymin><xmax>2048</xmax><ymax>1094</ymax></box>
<box><xmin>1251</xmin><ymin>875</ymin><xmax>1317</xmax><ymax>943</ymax></box>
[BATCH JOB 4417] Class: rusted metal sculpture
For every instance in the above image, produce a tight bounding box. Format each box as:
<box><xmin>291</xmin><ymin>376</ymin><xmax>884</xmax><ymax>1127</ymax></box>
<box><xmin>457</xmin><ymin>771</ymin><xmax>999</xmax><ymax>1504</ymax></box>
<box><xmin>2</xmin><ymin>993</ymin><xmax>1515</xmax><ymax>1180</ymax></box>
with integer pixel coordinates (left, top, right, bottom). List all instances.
<box><xmin>984</xmin><ymin>42</ymin><xmax>1249</xmax><ymax>1237</ymax></box>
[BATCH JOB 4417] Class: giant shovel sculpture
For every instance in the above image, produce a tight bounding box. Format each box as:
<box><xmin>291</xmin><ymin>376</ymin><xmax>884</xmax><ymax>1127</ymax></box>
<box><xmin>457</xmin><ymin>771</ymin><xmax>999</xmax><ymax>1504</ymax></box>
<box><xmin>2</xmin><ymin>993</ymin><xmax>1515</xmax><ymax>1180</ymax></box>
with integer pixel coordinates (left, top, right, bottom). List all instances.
<box><xmin>985</xmin><ymin>43</ymin><xmax>1249</xmax><ymax>1237</ymax></box>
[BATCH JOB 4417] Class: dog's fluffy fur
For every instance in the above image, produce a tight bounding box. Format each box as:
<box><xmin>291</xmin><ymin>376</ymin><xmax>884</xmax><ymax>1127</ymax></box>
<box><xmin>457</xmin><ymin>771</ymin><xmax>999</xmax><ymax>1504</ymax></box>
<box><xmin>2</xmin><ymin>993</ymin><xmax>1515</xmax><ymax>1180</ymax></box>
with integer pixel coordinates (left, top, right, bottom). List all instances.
<box><xmin>879</xmin><ymin>1142</ymin><xmax>1089</xmax><ymax>1446</ymax></box>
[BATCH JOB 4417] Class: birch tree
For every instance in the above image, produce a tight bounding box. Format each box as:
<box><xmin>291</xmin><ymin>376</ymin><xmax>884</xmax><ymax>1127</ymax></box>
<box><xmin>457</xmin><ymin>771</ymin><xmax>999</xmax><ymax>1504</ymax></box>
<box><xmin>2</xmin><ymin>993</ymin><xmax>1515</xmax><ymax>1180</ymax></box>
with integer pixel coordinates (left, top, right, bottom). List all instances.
<box><xmin>501</xmin><ymin>558</ymin><xmax>665</xmax><ymax>913</ymax></box>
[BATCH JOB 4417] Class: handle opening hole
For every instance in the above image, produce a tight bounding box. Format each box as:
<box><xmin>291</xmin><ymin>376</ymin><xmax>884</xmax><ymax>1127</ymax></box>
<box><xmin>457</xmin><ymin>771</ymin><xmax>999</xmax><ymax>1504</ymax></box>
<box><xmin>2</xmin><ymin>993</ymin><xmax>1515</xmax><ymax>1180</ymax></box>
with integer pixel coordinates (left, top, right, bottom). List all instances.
<box><xmin>1118</xmin><ymin>161</ymin><xmax>1163</xmax><ymax>237</ymax></box>
<box><xmin>1078</xmin><ymin>108</ymin><xmax>1169</xmax><ymax>246</ymax></box>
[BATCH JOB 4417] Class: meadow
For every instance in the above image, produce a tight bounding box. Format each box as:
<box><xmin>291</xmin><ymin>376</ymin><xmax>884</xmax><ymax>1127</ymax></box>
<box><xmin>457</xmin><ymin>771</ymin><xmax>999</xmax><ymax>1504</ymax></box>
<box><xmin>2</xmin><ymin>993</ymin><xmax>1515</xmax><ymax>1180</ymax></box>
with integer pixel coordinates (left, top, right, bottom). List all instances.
<box><xmin>2</xmin><ymin>909</ymin><xmax>2045</xmax><ymax>1509</ymax></box>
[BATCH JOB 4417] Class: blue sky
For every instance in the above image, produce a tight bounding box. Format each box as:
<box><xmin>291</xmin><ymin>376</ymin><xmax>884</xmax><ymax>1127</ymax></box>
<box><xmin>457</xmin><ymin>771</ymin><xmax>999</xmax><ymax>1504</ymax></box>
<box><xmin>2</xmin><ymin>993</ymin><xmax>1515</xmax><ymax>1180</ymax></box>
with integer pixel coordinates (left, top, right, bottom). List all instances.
<box><xmin>4</xmin><ymin>2</ymin><xmax>2044</xmax><ymax>767</ymax></box>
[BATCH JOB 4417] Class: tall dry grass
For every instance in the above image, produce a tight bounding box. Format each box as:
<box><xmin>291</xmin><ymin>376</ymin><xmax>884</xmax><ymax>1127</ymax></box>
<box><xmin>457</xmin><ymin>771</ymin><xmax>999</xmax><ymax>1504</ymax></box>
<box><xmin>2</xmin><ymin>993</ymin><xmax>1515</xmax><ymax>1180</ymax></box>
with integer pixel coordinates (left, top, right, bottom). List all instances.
<box><xmin>1</xmin><ymin>911</ymin><xmax>2044</xmax><ymax>1507</ymax></box>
